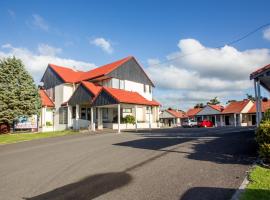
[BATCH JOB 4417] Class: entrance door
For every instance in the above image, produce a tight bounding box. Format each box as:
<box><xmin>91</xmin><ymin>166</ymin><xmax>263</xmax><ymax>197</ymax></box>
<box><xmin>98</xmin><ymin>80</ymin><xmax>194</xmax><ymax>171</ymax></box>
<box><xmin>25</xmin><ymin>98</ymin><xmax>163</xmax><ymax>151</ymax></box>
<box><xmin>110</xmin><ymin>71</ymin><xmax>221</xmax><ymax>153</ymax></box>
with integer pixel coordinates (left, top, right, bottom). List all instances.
<box><xmin>211</xmin><ymin>116</ymin><xmax>215</xmax><ymax>125</ymax></box>
<box><xmin>252</xmin><ymin>115</ymin><xmax>256</xmax><ymax>125</ymax></box>
<box><xmin>225</xmin><ymin>116</ymin><xmax>230</xmax><ymax>125</ymax></box>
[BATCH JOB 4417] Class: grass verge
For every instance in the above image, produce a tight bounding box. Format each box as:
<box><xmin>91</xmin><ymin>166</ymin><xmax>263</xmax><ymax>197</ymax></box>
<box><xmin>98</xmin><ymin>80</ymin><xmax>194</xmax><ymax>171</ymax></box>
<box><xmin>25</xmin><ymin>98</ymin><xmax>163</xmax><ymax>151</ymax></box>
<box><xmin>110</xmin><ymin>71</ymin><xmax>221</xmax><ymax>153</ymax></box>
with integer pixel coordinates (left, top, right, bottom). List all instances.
<box><xmin>0</xmin><ymin>130</ymin><xmax>79</xmax><ymax>145</ymax></box>
<box><xmin>240</xmin><ymin>165</ymin><xmax>270</xmax><ymax>200</ymax></box>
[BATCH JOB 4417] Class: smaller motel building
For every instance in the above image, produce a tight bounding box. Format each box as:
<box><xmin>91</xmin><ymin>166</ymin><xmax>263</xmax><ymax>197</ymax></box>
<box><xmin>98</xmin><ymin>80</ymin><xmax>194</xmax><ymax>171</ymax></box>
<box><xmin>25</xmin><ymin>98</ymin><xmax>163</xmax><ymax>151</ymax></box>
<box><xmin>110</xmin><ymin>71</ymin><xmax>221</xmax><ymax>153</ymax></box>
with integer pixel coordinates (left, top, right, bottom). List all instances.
<box><xmin>39</xmin><ymin>56</ymin><xmax>160</xmax><ymax>132</ymax></box>
<box><xmin>176</xmin><ymin>99</ymin><xmax>270</xmax><ymax>127</ymax></box>
<box><xmin>159</xmin><ymin>109</ymin><xmax>185</xmax><ymax>127</ymax></box>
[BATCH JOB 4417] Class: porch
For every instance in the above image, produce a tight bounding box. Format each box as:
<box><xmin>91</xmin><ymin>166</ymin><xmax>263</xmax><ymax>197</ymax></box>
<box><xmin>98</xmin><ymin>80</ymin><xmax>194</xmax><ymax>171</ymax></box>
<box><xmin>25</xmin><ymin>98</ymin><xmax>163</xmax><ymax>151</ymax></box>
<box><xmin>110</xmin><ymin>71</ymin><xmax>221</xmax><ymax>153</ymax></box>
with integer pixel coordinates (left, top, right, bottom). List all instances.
<box><xmin>70</xmin><ymin>103</ymin><xmax>159</xmax><ymax>133</ymax></box>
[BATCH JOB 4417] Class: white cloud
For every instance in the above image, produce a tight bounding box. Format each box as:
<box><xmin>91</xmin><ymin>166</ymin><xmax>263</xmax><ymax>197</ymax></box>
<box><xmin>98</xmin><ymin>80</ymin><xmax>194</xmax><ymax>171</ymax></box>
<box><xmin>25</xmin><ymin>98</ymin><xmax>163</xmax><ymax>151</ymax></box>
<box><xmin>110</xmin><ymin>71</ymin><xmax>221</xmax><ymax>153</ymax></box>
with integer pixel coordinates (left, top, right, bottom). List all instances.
<box><xmin>0</xmin><ymin>44</ymin><xmax>96</xmax><ymax>83</ymax></box>
<box><xmin>31</xmin><ymin>14</ymin><xmax>49</xmax><ymax>31</ymax></box>
<box><xmin>91</xmin><ymin>37</ymin><xmax>113</xmax><ymax>54</ymax></box>
<box><xmin>38</xmin><ymin>44</ymin><xmax>62</xmax><ymax>56</ymax></box>
<box><xmin>147</xmin><ymin>38</ymin><xmax>270</xmax><ymax>109</ymax></box>
<box><xmin>263</xmin><ymin>27</ymin><xmax>270</xmax><ymax>41</ymax></box>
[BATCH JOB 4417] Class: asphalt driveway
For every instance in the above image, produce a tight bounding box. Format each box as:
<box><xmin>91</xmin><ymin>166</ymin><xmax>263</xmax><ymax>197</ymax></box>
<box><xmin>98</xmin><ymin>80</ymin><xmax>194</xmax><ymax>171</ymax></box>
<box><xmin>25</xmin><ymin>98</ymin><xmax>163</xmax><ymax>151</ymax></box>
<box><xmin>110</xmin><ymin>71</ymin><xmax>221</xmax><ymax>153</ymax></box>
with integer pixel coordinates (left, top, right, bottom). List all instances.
<box><xmin>0</xmin><ymin>127</ymin><xmax>256</xmax><ymax>200</ymax></box>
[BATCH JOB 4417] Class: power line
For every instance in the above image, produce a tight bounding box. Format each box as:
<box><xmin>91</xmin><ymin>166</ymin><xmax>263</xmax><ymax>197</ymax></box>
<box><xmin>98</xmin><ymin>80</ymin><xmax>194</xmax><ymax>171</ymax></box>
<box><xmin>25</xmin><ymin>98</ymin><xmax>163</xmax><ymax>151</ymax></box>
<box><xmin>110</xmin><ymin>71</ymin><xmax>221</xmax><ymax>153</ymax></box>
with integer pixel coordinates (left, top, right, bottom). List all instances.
<box><xmin>147</xmin><ymin>22</ymin><xmax>270</xmax><ymax>68</ymax></box>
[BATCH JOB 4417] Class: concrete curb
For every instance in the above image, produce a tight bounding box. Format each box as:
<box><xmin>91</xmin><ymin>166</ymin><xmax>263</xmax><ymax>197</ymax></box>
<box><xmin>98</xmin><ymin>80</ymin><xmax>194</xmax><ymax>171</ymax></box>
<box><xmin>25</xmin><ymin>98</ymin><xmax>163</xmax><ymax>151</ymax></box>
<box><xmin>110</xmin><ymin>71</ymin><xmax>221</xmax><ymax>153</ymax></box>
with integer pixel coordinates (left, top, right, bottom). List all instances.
<box><xmin>230</xmin><ymin>176</ymin><xmax>249</xmax><ymax>200</ymax></box>
<box><xmin>231</xmin><ymin>162</ymin><xmax>257</xmax><ymax>200</ymax></box>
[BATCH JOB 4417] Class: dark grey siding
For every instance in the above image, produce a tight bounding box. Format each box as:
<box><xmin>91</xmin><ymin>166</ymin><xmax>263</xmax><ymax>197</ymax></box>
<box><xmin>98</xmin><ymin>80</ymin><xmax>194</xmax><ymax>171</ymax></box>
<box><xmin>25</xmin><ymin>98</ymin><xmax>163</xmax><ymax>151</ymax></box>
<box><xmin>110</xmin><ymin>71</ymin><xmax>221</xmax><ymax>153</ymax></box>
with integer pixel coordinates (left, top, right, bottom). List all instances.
<box><xmin>92</xmin><ymin>90</ymin><xmax>118</xmax><ymax>106</ymax></box>
<box><xmin>41</xmin><ymin>67</ymin><xmax>64</xmax><ymax>89</ymax></box>
<box><xmin>196</xmin><ymin>105</ymin><xmax>221</xmax><ymax>116</ymax></box>
<box><xmin>68</xmin><ymin>85</ymin><xmax>94</xmax><ymax>106</ymax></box>
<box><xmin>107</xmin><ymin>58</ymin><xmax>154</xmax><ymax>86</ymax></box>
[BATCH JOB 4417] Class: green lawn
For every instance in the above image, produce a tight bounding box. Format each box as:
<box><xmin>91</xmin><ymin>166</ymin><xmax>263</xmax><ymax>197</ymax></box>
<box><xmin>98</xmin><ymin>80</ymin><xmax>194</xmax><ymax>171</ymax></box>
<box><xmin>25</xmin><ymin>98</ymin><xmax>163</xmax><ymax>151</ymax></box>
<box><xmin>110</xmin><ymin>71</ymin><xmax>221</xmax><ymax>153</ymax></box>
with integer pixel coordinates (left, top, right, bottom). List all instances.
<box><xmin>240</xmin><ymin>165</ymin><xmax>270</xmax><ymax>200</ymax></box>
<box><xmin>0</xmin><ymin>130</ymin><xmax>79</xmax><ymax>145</ymax></box>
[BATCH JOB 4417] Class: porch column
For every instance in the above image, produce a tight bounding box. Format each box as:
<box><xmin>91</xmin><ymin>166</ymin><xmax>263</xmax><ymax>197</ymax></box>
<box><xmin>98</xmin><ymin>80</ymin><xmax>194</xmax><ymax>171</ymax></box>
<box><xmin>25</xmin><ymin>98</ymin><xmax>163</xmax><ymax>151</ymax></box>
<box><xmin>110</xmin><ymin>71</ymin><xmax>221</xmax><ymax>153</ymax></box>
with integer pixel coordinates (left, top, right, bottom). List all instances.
<box><xmin>214</xmin><ymin>115</ymin><xmax>217</xmax><ymax>127</ymax></box>
<box><xmin>157</xmin><ymin>106</ymin><xmax>160</xmax><ymax>127</ymax></box>
<box><xmin>134</xmin><ymin>105</ymin><xmax>138</xmax><ymax>131</ymax></box>
<box><xmin>68</xmin><ymin>105</ymin><xmax>72</xmax><ymax>128</ymax></box>
<box><xmin>239</xmin><ymin>113</ymin><xmax>243</xmax><ymax>126</ymax></box>
<box><xmin>118</xmin><ymin>104</ymin><xmax>121</xmax><ymax>133</ymax></box>
<box><xmin>254</xmin><ymin>80</ymin><xmax>259</xmax><ymax>126</ymax></box>
<box><xmin>97</xmin><ymin>108</ymin><xmax>103</xmax><ymax>130</ymax></box>
<box><xmin>257</xmin><ymin>80</ymin><xmax>263</xmax><ymax>123</ymax></box>
<box><xmin>75</xmin><ymin>104</ymin><xmax>79</xmax><ymax>130</ymax></box>
<box><xmin>149</xmin><ymin>106</ymin><xmax>151</xmax><ymax>129</ymax></box>
<box><xmin>234</xmin><ymin>113</ymin><xmax>237</xmax><ymax>127</ymax></box>
<box><xmin>91</xmin><ymin>107</ymin><xmax>95</xmax><ymax>131</ymax></box>
<box><xmin>42</xmin><ymin>106</ymin><xmax>47</xmax><ymax>127</ymax></box>
<box><xmin>220</xmin><ymin>115</ymin><xmax>223</xmax><ymax>127</ymax></box>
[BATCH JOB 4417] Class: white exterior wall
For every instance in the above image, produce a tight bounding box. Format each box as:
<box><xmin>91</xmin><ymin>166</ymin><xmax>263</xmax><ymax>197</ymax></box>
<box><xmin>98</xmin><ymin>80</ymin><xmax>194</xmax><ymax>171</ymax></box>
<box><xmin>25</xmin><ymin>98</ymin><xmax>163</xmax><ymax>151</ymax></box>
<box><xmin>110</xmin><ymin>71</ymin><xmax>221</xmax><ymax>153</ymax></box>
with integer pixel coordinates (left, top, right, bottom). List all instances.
<box><xmin>124</xmin><ymin>80</ymin><xmax>152</xmax><ymax>100</ymax></box>
<box><xmin>53</xmin><ymin>83</ymin><xmax>75</xmax><ymax>131</ymax></box>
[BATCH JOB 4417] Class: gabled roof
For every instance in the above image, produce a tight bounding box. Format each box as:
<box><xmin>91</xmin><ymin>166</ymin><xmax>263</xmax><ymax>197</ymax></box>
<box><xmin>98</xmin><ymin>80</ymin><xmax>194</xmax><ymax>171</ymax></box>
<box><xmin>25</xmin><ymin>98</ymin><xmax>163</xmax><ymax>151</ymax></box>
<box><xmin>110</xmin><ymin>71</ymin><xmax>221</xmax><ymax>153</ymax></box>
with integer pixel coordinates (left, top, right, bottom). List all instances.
<box><xmin>81</xmin><ymin>81</ymin><xmax>102</xmax><ymax>96</ymax></box>
<box><xmin>222</xmin><ymin>100</ymin><xmax>250</xmax><ymax>114</ymax></box>
<box><xmin>39</xmin><ymin>89</ymin><xmax>54</xmax><ymax>107</ymax></box>
<box><xmin>250</xmin><ymin>63</ymin><xmax>270</xmax><ymax>80</ymax></box>
<box><xmin>167</xmin><ymin>109</ymin><xmax>186</xmax><ymax>118</ymax></box>
<box><xmin>49</xmin><ymin>64</ymin><xmax>85</xmax><ymax>83</ymax></box>
<box><xmin>100</xmin><ymin>87</ymin><xmax>160</xmax><ymax>106</ymax></box>
<box><xmin>186</xmin><ymin>108</ymin><xmax>202</xmax><ymax>117</ymax></box>
<box><xmin>208</xmin><ymin>104</ymin><xmax>224</xmax><ymax>112</ymax></box>
<box><xmin>79</xmin><ymin>56</ymin><xmax>133</xmax><ymax>81</ymax></box>
<box><xmin>248</xmin><ymin>100</ymin><xmax>270</xmax><ymax>113</ymax></box>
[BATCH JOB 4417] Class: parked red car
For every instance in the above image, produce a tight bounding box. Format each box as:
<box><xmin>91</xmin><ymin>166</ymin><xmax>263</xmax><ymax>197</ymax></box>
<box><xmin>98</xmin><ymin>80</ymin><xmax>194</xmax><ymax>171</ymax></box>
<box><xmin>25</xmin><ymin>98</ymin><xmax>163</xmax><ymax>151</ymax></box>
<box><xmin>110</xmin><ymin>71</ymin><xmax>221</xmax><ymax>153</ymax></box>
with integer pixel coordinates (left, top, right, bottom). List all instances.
<box><xmin>198</xmin><ymin>120</ymin><xmax>214</xmax><ymax>128</ymax></box>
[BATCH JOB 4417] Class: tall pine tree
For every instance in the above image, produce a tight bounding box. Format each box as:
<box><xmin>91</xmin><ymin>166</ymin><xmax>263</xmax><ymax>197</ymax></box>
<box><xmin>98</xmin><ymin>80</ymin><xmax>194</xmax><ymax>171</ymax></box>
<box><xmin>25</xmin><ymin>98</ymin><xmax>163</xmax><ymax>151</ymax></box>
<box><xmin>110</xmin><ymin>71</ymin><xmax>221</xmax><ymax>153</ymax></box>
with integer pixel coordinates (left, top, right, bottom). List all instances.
<box><xmin>0</xmin><ymin>57</ymin><xmax>41</xmax><ymax>127</ymax></box>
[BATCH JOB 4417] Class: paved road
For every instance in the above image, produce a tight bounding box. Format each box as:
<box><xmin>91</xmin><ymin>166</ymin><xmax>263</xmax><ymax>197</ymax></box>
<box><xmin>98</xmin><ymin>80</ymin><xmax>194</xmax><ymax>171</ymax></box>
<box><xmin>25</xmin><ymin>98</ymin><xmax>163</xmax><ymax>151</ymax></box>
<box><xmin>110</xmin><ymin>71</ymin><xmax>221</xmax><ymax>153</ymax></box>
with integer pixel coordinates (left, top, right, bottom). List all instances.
<box><xmin>0</xmin><ymin>127</ymin><xmax>256</xmax><ymax>200</ymax></box>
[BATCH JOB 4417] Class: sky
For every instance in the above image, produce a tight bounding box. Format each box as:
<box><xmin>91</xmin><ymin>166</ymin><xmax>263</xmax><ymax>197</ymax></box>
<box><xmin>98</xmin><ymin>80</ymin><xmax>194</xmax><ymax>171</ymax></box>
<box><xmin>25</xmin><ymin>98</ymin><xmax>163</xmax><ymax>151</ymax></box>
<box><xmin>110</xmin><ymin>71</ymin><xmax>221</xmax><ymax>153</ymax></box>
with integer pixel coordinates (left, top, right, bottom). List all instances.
<box><xmin>0</xmin><ymin>0</ymin><xmax>270</xmax><ymax>110</ymax></box>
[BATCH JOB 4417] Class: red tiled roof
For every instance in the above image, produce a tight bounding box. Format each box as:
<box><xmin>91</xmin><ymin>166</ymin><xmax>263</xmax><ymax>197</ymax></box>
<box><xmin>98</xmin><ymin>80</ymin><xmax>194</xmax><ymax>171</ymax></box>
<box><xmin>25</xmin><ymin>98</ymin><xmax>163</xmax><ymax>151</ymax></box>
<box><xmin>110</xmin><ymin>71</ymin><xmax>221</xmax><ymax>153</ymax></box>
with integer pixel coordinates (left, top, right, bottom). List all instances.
<box><xmin>208</xmin><ymin>104</ymin><xmax>224</xmax><ymax>112</ymax></box>
<box><xmin>39</xmin><ymin>89</ymin><xmax>54</xmax><ymax>107</ymax></box>
<box><xmin>81</xmin><ymin>81</ymin><xmax>102</xmax><ymax>96</ymax></box>
<box><xmin>167</xmin><ymin>109</ymin><xmax>185</xmax><ymax>118</ymax></box>
<box><xmin>186</xmin><ymin>108</ymin><xmax>202</xmax><ymax>117</ymax></box>
<box><xmin>78</xmin><ymin>56</ymin><xmax>133</xmax><ymax>81</ymax></box>
<box><xmin>49</xmin><ymin>64</ymin><xmax>85</xmax><ymax>83</ymax></box>
<box><xmin>248</xmin><ymin>100</ymin><xmax>270</xmax><ymax>113</ymax></box>
<box><xmin>250</xmin><ymin>64</ymin><xmax>270</xmax><ymax>79</ymax></box>
<box><xmin>222</xmin><ymin>100</ymin><xmax>250</xmax><ymax>114</ymax></box>
<box><xmin>102</xmin><ymin>87</ymin><xmax>160</xmax><ymax>106</ymax></box>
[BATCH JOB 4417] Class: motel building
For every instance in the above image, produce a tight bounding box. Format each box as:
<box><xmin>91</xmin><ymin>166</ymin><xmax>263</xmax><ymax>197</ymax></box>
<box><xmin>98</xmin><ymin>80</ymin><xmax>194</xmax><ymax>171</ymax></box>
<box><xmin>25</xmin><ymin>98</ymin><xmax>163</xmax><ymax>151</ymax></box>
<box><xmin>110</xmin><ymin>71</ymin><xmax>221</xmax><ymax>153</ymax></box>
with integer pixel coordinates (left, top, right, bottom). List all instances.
<box><xmin>250</xmin><ymin>63</ymin><xmax>270</xmax><ymax>126</ymax></box>
<box><xmin>159</xmin><ymin>108</ymin><xmax>185</xmax><ymax>127</ymax></box>
<box><xmin>39</xmin><ymin>56</ymin><xmax>160</xmax><ymax>133</ymax></box>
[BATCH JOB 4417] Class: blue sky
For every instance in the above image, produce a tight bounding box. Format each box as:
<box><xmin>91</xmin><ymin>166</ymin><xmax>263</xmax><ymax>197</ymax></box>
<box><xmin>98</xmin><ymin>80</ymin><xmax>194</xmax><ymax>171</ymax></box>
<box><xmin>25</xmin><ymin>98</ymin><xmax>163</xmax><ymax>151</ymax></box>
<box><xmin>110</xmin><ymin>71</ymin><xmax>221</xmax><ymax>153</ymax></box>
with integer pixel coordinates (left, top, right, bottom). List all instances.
<box><xmin>1</xmin><ymin>0</ymin><xmax>270</xmax><ymax>109</ymax></box>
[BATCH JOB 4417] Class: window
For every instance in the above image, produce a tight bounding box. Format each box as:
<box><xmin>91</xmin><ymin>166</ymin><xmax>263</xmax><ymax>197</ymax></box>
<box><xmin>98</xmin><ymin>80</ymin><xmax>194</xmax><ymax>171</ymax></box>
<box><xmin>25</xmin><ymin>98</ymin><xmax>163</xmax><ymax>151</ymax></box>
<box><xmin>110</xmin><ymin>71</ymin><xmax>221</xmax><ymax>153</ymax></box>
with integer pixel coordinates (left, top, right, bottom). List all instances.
<box><xmin>112</xmin><ymin>79</ymin><xmax>120</xmax><ymax>89</ymax></box>
<box><xmin>59</xmin><ymin>107</ymin><xmax>68</xmax><ymax>124</ymax></box>
<box><xmin>144</xmin><ymin>84</ymin><xmax>146</xmax><ymax>92</ymax></box>
<box><xmin>149</xmin><ymin>86</ymin><xmax>152</xmax><ymax>93</ymax></box>
<box><xmin>46</xmin><ymin>88</ymin><xmax>55</xmax><ymax>102</ymax></box>
<box><xmin>81</xmin><ymin>108</ymin><xmax>86</xmax><ymax>119</ymax></box>
<box><xmin>120</xmin><ymin>80</ymin><xmax>125</xmax><ymax>89</ymax></box>
<box><xmin>72</xmin><ymin>106</ymin><xmax>76</xmax><ymax>119</ymax></box>
<box><xmin>102</xmin><ymin>108</ymin><xmax>109</xmax><ymax>121</ymax></box>
<box><xmin>123</xmin><ymin>108</ymin><xmax>132</xmax><ymax>113</ymax></box>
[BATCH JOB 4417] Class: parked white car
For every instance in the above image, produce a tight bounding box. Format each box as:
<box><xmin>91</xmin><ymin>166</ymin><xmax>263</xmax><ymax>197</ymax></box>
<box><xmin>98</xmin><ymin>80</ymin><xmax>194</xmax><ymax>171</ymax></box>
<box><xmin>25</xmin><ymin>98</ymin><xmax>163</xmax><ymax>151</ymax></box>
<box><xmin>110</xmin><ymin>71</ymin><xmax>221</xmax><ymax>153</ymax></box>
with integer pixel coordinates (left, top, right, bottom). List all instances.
<box><xmin>182</xmin><ymin>119</ymin><xmax>198</xmax><ymax>127</ymax></box>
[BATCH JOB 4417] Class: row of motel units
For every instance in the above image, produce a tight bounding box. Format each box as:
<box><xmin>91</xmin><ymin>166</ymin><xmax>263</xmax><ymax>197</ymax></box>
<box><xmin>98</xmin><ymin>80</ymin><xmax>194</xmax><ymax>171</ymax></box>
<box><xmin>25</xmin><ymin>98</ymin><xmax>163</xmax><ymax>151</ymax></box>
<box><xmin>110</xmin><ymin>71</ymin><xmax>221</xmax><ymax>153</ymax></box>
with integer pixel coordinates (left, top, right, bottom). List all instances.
<box><xmin>162</xmin><ymin>99</ymin><xmax>270</xmax><ymax>127</ymax></box>
<box><xmin>39</xmin><ymin>56</ymin><xmax>161</xmax><ymax>133</ymax></box>
<box><xmin>159</xmin><ymin>109</ymin><xmax>185</xmax><ymax>127</ymax></box>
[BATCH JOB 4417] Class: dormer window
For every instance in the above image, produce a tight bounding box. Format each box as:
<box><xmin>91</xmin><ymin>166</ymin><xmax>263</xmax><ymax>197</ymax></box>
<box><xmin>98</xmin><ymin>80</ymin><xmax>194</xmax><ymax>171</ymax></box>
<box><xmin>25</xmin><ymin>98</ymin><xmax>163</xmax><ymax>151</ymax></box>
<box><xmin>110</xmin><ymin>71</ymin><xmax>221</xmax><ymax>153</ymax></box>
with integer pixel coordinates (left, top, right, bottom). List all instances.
<box><xmin>144</xmin><ymin>84</ymin><xmax>147</xmax><ymax>92</ymax></box>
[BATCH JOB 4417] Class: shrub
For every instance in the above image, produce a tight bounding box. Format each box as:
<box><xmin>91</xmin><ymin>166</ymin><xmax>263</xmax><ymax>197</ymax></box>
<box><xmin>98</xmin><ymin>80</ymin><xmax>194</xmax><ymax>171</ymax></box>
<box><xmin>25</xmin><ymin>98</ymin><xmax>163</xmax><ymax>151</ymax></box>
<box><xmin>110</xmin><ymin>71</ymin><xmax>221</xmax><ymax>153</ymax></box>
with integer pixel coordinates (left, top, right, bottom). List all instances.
<box><xmin>262</xmin><ymin>109</ymin><xmax>270</xmax><ymax>122</ymax></box>
<box><xmin>256</xmin><ymin>120</ymin><xmax>270</xmax><ymax>163</ymax></box>
<box><xmin>46</xmin><ymin>121</ymin><xmax>53</xmax><ymax>126</ymax></box>
<box><xmin>123</xmin><ymin>115</ymin><xmax>135</xmax><ymax>124</ymax></box>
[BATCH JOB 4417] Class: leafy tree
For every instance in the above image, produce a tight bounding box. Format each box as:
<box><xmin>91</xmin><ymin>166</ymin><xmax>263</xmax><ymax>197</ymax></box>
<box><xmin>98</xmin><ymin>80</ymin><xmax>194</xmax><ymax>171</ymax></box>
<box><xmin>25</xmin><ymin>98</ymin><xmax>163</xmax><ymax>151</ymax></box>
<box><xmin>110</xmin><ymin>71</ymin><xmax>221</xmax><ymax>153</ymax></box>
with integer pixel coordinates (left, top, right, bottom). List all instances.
<box><xmin>194</xmin><ymin>103</ymin><xmax>205</xmax><ymax>108</ymax></box>
<box><xmin>226</xmin><ymin>99</ymin><xmax>236</xmax><ymax>104</ymax></box>
<box><xmin>246</xmin><ymin>93</ymin><xmax>256</xmax><ymax>101</ymax></box>
<box><xmin>207</xmin><ymin>97</ymin><xmax>220</xmax><ymax>105</ymax></box>
<box><xmin>0</xmin><ymin>57</ymin><xmax>41</xmax><ymax>128</ymax></box>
